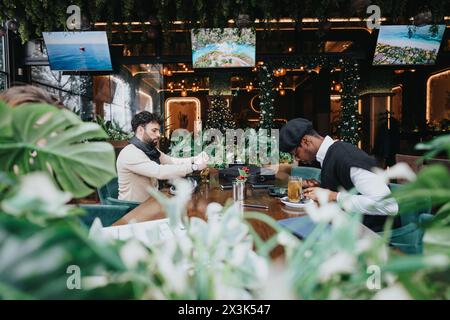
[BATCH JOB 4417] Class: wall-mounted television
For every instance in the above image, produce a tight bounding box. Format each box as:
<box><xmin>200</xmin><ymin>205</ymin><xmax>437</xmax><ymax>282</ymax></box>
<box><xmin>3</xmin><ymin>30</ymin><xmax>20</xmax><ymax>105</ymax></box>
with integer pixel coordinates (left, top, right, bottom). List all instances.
<box><xmin>191</xmin><ymin>28</ymin><xmax>256</xmax><ymax>68</ymax></box>
<box><xmin>43</xmin><ymin>31</ymin><xmax>113</xmax><ymax>71</ymax></box>
<box><xmin>373</xmin><ymin>25</ymin><xmax>446</xmax><ymax>65</ymax></box>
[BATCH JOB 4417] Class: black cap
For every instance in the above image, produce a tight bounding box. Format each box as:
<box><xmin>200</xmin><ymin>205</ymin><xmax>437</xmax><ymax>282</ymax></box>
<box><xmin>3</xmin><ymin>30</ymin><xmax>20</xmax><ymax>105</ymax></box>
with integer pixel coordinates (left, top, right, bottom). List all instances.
<box><xmin>279</xmin><ymin>118</ymin><xmax>313</xmax><ymax>152</ymax></box>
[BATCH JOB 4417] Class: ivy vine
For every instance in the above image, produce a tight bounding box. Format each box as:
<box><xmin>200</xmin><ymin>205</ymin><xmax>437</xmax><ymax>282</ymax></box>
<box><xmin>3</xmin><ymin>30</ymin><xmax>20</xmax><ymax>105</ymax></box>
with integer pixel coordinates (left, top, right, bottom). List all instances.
<box><xmin>0</xmin><ymin>0</ymin><xmax>448</xmax><ymax>43</ymax></box>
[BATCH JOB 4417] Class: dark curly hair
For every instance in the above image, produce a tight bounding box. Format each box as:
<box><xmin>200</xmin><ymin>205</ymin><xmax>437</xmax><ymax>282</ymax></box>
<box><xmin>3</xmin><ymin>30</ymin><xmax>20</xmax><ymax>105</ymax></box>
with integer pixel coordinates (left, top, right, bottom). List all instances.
<box><xmin>131</xmin><ymin>111</ymin><xmax>162</xmax><ymax>133</ymax></box>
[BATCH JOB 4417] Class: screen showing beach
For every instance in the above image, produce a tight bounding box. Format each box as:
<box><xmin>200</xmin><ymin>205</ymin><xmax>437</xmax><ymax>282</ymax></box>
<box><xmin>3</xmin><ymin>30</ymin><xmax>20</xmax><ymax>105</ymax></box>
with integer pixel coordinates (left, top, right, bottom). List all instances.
<box><xmin>43</xmin><ymin>31</ymin><xmax>113</xmax><ymax>71</ymax></box>
<box><xmin>191</xmin><ymin>28</ymin><xmax>256</xmax><ymax>68</ymax></box>
<box><xmin>373</xmin><ymin>25</ymin><xmax>445</xmax><ymax>65</ymax></box>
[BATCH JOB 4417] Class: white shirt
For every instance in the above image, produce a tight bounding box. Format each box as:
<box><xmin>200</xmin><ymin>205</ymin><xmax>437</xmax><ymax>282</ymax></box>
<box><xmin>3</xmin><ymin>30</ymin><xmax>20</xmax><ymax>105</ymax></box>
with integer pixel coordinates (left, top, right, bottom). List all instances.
<box><xmin>316</xmin><ymin>136</ymin><xmax>398</xmax><ymax>216</ymax></box>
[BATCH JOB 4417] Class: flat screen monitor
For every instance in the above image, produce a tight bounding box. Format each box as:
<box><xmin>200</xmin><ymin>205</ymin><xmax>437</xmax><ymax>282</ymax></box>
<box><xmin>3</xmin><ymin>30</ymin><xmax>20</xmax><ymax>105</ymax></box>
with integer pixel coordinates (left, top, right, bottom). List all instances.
<box><xmin>191</xmin><ymin>28</ymin><xmax>256</xmax><ymax>68</ymax></box>
<box><xmin>43</xmin><ymin>31</ymin><xmax>113</xmax><ymax>71</ymax></box>
<box><xmin>373</xmin><ymin>25</ymin><xmax>446</xmax><ymax>65</ymax></box>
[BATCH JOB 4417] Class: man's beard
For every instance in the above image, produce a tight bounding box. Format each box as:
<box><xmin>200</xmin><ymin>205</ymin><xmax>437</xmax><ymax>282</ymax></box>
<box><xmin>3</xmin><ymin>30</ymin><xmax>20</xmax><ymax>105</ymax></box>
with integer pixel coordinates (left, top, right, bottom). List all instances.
<box><xmin>143</xmin><ymin>133</ymin><xmax>158</xmax><ymax>147</ymax></box>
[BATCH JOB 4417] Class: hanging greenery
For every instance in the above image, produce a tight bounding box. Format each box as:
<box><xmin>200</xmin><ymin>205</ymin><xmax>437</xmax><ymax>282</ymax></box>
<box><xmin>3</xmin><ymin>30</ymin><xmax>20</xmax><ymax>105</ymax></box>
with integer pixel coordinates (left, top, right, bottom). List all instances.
<box><xmin>1</xmin><ymin>0</ymin><xmax>448</xmax><ymax>43</ymax></box>
<box><xmin>257</xmin><ymin>56</ymin><xmax>362</xmax><ymax>145</ymax></box>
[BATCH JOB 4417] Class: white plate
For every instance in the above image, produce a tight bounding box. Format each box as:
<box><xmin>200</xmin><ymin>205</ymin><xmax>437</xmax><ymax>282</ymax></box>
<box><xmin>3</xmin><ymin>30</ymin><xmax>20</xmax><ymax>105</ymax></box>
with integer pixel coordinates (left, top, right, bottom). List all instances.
<box><xmin>280</xmin><ymin>196</ymin><xmax>313</xmax><ymax>208</ymax></box>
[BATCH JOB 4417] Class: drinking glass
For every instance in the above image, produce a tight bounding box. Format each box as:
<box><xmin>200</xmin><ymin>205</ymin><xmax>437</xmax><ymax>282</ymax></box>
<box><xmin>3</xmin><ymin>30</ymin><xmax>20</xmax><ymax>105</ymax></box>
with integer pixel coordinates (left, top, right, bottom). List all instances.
<box><xmin>288</xmin><ymin>176</ymin><xmax>302</xmax><ymax>203</ymax></box>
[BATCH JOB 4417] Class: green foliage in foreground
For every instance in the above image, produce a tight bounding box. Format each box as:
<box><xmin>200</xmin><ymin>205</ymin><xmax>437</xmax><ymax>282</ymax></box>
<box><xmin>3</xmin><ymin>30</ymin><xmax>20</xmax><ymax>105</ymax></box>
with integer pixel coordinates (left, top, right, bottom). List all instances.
<box><xmin>0</xmin><ymin>100</ymin><xmax>449</xmax><ymax>299</ymax></box>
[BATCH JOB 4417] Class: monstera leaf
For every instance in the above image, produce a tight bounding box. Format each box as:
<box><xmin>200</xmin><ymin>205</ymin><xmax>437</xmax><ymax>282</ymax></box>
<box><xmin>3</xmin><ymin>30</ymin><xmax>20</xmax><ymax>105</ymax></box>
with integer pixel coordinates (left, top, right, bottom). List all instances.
<box><xmin>0</xmin><ymin>102</ymin><xmax>116</xmax><ymax>198</ymax></box>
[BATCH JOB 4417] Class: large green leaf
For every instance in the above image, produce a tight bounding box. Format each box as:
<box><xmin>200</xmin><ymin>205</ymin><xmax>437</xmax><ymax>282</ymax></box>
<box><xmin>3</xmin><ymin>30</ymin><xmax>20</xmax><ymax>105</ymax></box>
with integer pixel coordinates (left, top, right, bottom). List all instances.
<box><xmin>391</xmin><ymin>165</ymin><xmax>450</xmax><ymax>214</ymax></box>
<box><xmin>0</xmin><ymin>103</ymin><xmax>116</xmax><ymax>198</ymax></box>
<box><xmin>0</xmin><ymin>100</ymin><xmax>13</xmax><ymax>137</ymax></box>
<box><xmin>0</xmin><ymin>214</ymin><xmax>134</xmax><ymax>299</ymax></box>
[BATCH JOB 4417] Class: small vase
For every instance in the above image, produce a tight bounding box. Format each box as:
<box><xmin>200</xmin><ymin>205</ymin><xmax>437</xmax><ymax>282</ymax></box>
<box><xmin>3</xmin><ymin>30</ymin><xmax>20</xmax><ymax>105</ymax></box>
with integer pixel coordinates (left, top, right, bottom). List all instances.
<box><xmin>233</xmin><ymin>181</ymin><xmax>246</xmax><ymax>202</ymax></box>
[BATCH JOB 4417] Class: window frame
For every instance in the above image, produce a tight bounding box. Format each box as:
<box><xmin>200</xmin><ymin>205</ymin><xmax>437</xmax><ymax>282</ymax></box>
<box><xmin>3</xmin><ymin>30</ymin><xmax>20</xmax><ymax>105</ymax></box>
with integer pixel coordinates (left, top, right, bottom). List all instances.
<box><xmin>0</xmin><ymin>28</ymin><xmax>9</xmax><ymax>90</ymax></box>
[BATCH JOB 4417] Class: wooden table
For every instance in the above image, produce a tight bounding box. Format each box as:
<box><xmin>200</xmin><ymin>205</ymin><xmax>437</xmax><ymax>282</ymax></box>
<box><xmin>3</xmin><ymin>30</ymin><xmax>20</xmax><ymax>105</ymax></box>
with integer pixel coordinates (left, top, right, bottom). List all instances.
<box><xmin>113</xmin><ymin>172</ymin><xmax>312</xmax><ymax>225</ymax></box>
<box><xmin>113</xmin><ymin>169</ymin><xmax>379</xmax><ymax>258</ymax></box>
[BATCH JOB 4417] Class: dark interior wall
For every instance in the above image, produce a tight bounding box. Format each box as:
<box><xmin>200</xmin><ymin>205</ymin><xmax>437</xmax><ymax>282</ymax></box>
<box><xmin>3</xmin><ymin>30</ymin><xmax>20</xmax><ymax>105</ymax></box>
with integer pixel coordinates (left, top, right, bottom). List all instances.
<box><xmin>313</xmin><ymin>69</ymin><xmax>331</xmax><ymax>135</ymax></box>
<box><xmin>402</xmin><ymin>70</ymin><xmax>428</xmax><ymax>132</ymax></box>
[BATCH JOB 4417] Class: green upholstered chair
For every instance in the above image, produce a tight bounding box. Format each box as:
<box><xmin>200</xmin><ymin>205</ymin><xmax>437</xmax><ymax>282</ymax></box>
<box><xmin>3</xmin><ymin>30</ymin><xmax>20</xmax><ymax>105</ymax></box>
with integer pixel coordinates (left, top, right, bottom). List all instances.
<box><xmin>105</xmin><ymin>197</ymin><xmax>140</xmax><ymax>210</ymax></box>
<box><xmin>377</xmin><ymin>183</ymin><xmax>433</xmax><ymax>254</ymax></box>
<box><xmin>98</xmin><ymin>177</ymin><xmax>119</xmax><ymax>204</ymax></box>
<box><xmin>290</xmin><ymin>166</ymin><xmax>321</xmax><ymax>182</ymax></box>
<box><xmin>97</xmin><ymin>177</ymin><xmax>141</xmax><ymax>211</ymax></box>
<box><xmin>78</xmin><ymin>204</ymin><xmax>131</xmax><ymax>228</ymax></box>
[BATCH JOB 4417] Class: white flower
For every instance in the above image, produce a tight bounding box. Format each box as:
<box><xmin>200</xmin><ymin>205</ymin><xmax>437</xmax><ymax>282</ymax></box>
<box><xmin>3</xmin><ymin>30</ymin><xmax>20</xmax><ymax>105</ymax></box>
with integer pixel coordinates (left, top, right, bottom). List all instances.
<box><xmin>277</xmin><ymin>231</ymin><xmax>299</xmax><ymax>248</ymax></box>
<box><xmin>88</xmin><ymin>218</ymin><xmax>110</xmax><ymax>244</ymax></box>
<box><xmin>229</xmin><ymin>242</ymin><xmax>253</xmax><ymax>266</ymax></box>
<box><xmin>245</xmin><ymin>251</ymin><xmax>270</xmax><ymax>286</ymax></box>
<box><xmin>372</xmin><ymin>163</ymin><xmax>416</xmax><ymax>183</ymax></box>
<box><xmin>147</xmin><ymin>178</ymin><xmax>193</xmax><ymax>227</ymax></box>
<box><xmin>82</xmin><ymin>276</ymin><xmax>109</xmax><ymax>289</ymax></box>
<box><xmin>256</xmin><ymin>263</ymin><xmax>296</xmax><ymax>300</ymax></box>
<box><xmin>214</xmin><ymin>283</ymin><xmax>253</xmax><ymax>300</ymax></box>
<box><xmin>424</xmin><ymin>254</ymin><xmax>450</xmax><ymax>268</ymax></box>
<box><xmin>205</xmin><ymin>202</ymin><xmax>223</xmax><ymax>219</ymax></box>
<box><xmin>305</xmin><ymin>201</ymin><xmax>343</xmax><ymax>224</ymax></box>
<box><xmin>21</xmin><ymin>172</ymin><xmax>71</xmax><ymax>205</ymax></box>
<box><xmin>318</xmin><ymin>251</ymin><xmax>356</xmax><ymax>282</ymax></box>
<box><xmin>373</xmin><ymin>284</ymin><xmax>412</xmax><ymax>300</ymax></box>
<box><xmin>119</xmin><ymin>240</ymin><xmax>149</xmax><ymax>269</ymax></box>
<box><xmin>2</xmin><ymin>172</ymin><xmax>72</xmax><ymax>216</ymax></box>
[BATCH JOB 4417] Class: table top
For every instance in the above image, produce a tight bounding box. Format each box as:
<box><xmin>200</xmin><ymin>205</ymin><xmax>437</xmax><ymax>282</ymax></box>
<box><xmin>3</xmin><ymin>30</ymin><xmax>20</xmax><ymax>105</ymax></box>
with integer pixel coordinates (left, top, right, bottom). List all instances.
<box><xmin>112</xmin><ymin>170</ymin><xmax>378</xmax><ymax>257</ymax></box>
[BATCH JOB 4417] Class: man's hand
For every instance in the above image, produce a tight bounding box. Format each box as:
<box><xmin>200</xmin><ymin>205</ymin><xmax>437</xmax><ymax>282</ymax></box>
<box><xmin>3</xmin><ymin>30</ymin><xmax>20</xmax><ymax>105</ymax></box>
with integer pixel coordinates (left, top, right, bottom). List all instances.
<box><xmin>303</xmin><ymin>187</ymin><xmax>338</xmax><ymax>202</ymax></box>
<box><xmin>302</xmin><ymin>179</ymin><xmax>320</xmax><ymax>188</ymax></box>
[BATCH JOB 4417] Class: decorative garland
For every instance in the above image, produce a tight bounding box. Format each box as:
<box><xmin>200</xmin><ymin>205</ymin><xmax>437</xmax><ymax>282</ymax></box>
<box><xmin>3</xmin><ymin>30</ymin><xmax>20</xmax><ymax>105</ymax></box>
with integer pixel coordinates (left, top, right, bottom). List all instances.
<box><xmin>257</xmin><ymin>57</ymin><xmax>362</xmax><ymax>145</ymax></box>
<box><xmin>205</xmin><ymin>94</ymin><xmax>236</xmax><ymax>133</ymax></box>
<box><xmin>258</xmin><ymin>65</ymin><xmax>275</xmax><ymax>129</ymax></box>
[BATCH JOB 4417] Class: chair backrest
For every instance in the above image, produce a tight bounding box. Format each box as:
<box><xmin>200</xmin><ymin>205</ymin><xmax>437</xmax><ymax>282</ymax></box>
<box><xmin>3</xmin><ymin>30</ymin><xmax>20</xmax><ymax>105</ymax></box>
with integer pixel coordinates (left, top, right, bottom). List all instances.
<box><xmin>78</xmin><ymin>204</ymin><xmax>130</xmax><ymax>227</ymax></box>
<box><xmin>291</xmin><ymin>166</ymin><xmax>321</xmax><ymax>182</ymax></box>
<box><xmin>98</xmin><ymin>177</ymin><xmax>119</xmax><ymax>204</ymax></box>
<box><xmin>381</xmin><ymin>183</ymin><xmax>433</xmax><ymax>254</ymax></box>
<box><xmin>106</xmin><ymin>197</ymin><xmax>141</xmax><ymax>211</ymax></box>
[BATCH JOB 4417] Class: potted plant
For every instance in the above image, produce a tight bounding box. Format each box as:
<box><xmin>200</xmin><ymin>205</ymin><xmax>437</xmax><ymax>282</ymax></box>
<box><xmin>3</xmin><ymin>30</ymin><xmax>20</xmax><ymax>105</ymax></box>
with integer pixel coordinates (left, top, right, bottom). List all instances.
<box><xmin>94</xmin><ymin>115</ymin><xmax>133</xmax><ymax>155</ymax></box>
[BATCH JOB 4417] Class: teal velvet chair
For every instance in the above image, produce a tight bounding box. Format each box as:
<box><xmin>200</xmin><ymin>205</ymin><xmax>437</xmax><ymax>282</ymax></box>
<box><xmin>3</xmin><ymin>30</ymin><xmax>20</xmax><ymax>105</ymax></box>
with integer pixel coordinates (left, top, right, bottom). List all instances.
<box><xmin>98</xmin><ymin>177</ymin><xmax>119</xmax><ymax>203</ymax></box>
<box><xmin>377</xmin><ymin>183</ymin><xmax>433</xmax><ymax>254</ymax></box>
<box><xmin>98</xmin><ymin>177</ymin><xmax>140</xmax><ymax>211</ymax></box>
<box><xmin>291</xmin><ymin>166</ymin><xmax>321</xmax><ymax>182</ymax></box>
<box><xmin>78</xmin><ymin>204</ymin><xmax>131</xmax><ymax>227</ymax></box>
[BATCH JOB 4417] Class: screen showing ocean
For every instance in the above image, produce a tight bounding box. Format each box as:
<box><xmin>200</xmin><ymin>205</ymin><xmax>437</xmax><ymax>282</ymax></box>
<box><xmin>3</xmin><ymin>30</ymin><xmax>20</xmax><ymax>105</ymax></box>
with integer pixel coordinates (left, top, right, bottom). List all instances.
<box><xmin>44</xmin><ymin>32</ymin><xmax>112</xmax><ymax>71</ymax></box>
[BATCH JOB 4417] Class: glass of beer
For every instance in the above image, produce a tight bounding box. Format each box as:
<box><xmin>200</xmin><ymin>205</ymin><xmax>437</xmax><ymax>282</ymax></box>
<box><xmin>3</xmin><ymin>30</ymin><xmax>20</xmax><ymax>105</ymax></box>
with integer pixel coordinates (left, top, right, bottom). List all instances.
<box><xmin>288</xmin><ymin>176</ymin><xmax>302</xmax><ymax>203</ymax></box>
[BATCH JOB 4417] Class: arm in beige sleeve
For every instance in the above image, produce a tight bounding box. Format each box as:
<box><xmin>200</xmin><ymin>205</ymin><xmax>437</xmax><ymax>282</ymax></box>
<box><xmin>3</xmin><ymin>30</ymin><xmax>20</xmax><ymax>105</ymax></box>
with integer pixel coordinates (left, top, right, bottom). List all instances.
<box><xmin>159</xmin><ymin>151</ymin><xmax>193</xmax><ymax>165</ymax></box>
<box><xmin>124</xmin><ymin>155</ymin><xmax>192</xmax><ymax>180</ymax></box>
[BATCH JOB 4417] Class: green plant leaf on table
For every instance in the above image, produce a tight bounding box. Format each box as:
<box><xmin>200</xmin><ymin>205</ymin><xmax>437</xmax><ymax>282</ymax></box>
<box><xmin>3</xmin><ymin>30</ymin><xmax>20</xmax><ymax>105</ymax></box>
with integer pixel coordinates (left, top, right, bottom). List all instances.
<box><xmin>0</xmin><ymin>103</ymin><xmax>116</xmax><ymax>198</ymax></box>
